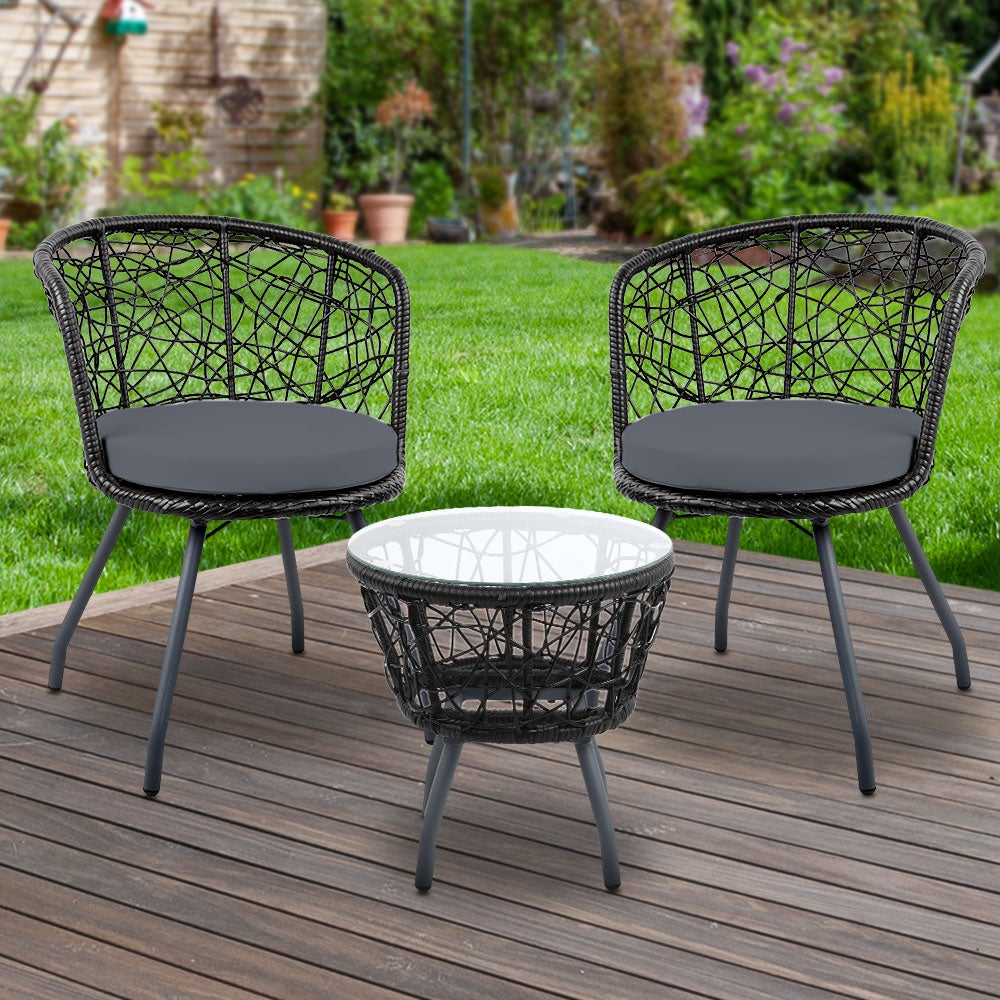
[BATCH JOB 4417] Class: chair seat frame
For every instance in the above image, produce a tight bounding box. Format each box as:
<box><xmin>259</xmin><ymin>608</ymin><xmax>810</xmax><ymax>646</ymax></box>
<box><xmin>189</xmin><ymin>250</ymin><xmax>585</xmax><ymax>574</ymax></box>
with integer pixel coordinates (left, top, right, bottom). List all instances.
<box><xmin>611</xmin><ymin>214</ymin><xmax>986</xmax><ymax>794</ymax></box>
<box><xmin>34</xmin><ymin>216</ymin><xmax>409</xmax><ymax>794</ymax></box>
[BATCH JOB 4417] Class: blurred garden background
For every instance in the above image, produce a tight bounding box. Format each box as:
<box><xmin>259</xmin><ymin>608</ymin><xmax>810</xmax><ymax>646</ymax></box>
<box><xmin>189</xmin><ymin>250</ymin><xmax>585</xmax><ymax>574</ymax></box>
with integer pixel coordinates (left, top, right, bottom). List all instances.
<box><xmin>2</xmin><ymin>0</ymin><xmax>1000</xmax><ymax>611</ymax></box>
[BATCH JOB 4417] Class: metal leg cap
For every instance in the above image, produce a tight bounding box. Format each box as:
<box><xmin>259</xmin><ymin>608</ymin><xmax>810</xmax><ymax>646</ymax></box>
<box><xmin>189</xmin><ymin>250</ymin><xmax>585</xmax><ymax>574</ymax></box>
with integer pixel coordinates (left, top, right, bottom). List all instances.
<box><xmin>860</xmin><ymin>786</ymin><xmax>876</xmax><ymax>797</ymax></box>
<box><xmin>415</xmin><ymin>880</ymin><xmax>431</xmax><ymax>894</ymax></box>
<box><xmin>604</xmin><ymin>879</ymin><xmax>621</xmax><ymax>891</ymax></box>
<box><xmin>143</xmin><ymin>787</ymin><xmax>160</xmax><ymax>798</ymax></box>
<box><xmin>714</xmin><ymin>644</ymin><xmax>727</xmax><ymax>654</ymax></box>
<box><xmin>47</xmin><ymin>684</ymin><xmax>62</xmax><ymax>693</ymax></box>
<box><xmin>958</xmin><ymin>682</ymin><xmax>972</xmax><ymax>691</ymax></box>
<box><xmin>292</xmin><ymin>643</ymin><xmax>305</xmax><ymax>655</ymax></box>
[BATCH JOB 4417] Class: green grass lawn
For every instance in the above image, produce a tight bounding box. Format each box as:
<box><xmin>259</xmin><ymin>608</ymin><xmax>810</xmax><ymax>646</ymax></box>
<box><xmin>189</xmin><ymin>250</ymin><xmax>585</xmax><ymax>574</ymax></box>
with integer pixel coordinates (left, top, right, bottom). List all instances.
<box><xmin>2</xmin><ymin>244</ymin><xmax>998</xmax><ymax>614</ymax></box>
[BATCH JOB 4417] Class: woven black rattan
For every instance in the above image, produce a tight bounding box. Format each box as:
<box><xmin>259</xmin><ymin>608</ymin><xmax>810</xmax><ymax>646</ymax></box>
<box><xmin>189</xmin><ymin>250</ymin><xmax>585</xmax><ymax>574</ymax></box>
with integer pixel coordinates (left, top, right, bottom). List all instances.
<box><xmin>611</xmin><ymin>214</ymin><xmax>985</xmax><ymax>520</ymax></box>
<box><xmin>33</xmin><ymin>215</ymin><xmax>409</xmax><ymax>795</ymax></box>
<box><xmin>348</xmin><ymin>521</ymin><xmax>673</xmax><ymax>890</ymax></box>
<box><xmin>34</xmin><ymin>215</ymin><xmax>409</xmax><ymax>520</ymax></box>
<box><xmin>347</xmin><ymin>553</ymin><xmax>673</xmax><ymax>744</ymax></box>
<box><xmin>609</xmin><ymin>214</ymin><xmax>986</xmax><ymax>794</ymax></box>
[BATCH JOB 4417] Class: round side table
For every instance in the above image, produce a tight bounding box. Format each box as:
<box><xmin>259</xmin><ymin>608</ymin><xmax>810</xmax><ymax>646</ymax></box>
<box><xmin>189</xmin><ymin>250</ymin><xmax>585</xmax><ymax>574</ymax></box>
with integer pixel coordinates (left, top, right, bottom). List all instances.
<box><xmin>346</xmin><ymin>506</ymin><xmax>674</xmax><ymax>891</ymax></box>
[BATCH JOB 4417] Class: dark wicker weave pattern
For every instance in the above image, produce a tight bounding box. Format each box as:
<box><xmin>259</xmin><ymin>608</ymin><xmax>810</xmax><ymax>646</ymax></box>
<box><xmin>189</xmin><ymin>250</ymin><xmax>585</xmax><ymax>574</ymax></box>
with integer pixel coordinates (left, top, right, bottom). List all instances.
<box><xmin>610</xmin><ymin>214</ymin><xmax>986</xmax><ymax>519</ymax></box>
<box><xmin>349</xmin><ymin>557</ymin><xmax>673</xmax><ymax>744</ymax></box>
<box><xmin>33</xmin><ymin>215</ymin><xmax>409</xmax><ymax>520</ymax></box>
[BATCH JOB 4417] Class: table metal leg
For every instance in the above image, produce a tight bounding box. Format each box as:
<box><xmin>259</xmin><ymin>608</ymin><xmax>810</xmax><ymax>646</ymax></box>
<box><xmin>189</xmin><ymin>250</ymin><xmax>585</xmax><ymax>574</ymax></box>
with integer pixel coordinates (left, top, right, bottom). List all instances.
<box><xmin>415</xmin><ymin>738</ymin><xmax>462</xmax><ymax>892</ymax></box>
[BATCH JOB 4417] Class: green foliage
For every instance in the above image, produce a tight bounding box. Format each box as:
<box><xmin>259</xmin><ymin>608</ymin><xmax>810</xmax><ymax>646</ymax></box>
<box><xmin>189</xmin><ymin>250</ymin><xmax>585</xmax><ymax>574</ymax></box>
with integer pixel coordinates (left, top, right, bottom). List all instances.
<box><xmin>594</xmin><ymin>0</ymin><xmax>687</xmax><ymax>229</ymax></box>
<box><xmin>0</xmin><ymin>94</ymin><xmax>101</xmax><ymax>238</ymax></box>
<box><xmin>203</xmin><ymin>174</ymin><xmax>318</xmax><ymax>229</ymax></box>
<box><xmin>7</xmin><ymin>219</ymin><xmax>49</xmax><ymax>250</ymax></box>
<box><xmin>120</xmin><ymin>103</ymin><xmax>209</xmax><ymax>201</ymax></box>
<box><xmin>865</xmin><ymin>55</ymin><xmax>957</xmax><ymax>205</ymax></box>
<box><xmin>910</xmin><ymin>190</ymin><xmax>1000</xmax><ymax>228</ymax></box>
<box><xmin>473</xmin><ymin>165</ymin><xmax>507</xmax><ymax>210</ymax></box>
<box><xmin>105</xmin><ymin>190</ymin><xmax>206</xmax><ymax>218</ymax></box>
<box><xmin>408</xmin><ymin>160</ymin><xmax>455</xmax><ymax>238</ymax></box>
<box><xmin>521</xmin><ymin>193</ymin><xmax>566</xmax><ymax>233</ymax></box>
<box><xmin>685</xmin><ymin>0</ymin><xmax>753</xmax><ymax>104</ymax></box>
<box><xmin>919</xmin><ymin>0</ymin><xmax>999</xmax><ymax>88</ymax></box>
<box><xmin>321</xmin><ymin>0</ymin><xmax>596</xmax><ymax>188</ymax></box>
<box><xmin>326</xmin><ymin>191</ymin><xmax>354</xmax><ymax>211</ymax></box>
<box><xmin>0</xmin><ymin>94</ymin><xmax>42</xmax><ymax>197</ymax></box>
<box><xmin>633</xmin><ymin>25</ymin><xmax>854</xmax><ymax>240</ymax></box>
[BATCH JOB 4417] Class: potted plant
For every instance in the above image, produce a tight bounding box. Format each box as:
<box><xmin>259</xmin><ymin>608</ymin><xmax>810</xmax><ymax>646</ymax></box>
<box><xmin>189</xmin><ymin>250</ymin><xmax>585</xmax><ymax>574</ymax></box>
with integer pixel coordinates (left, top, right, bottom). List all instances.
<box><xmin>475</xmin><ymin>164</ymin><xmax>520</xmax><ymax>237</ymax></box>
<box><xmin>358</xmin><ymin>80</ymin><xmax>433</xmax><ymax>244</ymax></box>
<box><xmin>0</xmin><ymin>95</ymin><xmax>100</xmax><ymax>247</ymax></box>
<box><xmin>322</xmin><ymin>191</ymin><xmax>359</xmax><ymax>241</ymax></box>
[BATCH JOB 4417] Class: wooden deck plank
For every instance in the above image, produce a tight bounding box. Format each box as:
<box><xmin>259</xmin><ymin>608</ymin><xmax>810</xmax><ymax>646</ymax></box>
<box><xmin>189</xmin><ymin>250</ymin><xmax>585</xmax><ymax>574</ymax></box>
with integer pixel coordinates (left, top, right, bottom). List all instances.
<box><xmin>0</xmin><ymin>957</ymin><xmax>118</xmax><ymax>1000</ymax></box>
<box><xmin>1</xmin><ymin>542</ymin><xmax>999</xmax><ymax>999</ymax></box>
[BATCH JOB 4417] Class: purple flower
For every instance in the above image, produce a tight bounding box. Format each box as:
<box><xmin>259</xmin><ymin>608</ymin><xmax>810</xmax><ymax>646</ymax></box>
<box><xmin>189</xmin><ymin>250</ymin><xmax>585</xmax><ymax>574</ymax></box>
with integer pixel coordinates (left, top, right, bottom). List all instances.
<box><xmin>689</xmin><ymin>94</ymin><xmax>710</xmax><ymax>127</ymax></box>
<box><xmin>823</xmin><ymin>66</ymin><xmax>845</xmax><ymax>85</ymax></box>
<box><xmin>733</xmin><ymin>122</ymin><xmax>748</xmax><ymax>137</ymax></box>
<box><xmin>743</xmin><ymin>64</ymin><xmax>768</xmax><ymax>85</ymax></box>
<box><xmin>740</xmin><ymin>147</ymin><xmax>753</xmax><ymax>160</ymax></box>
<box><xmin>814</xmin><ymin>123</ymin><xmax>835</xmax><ymax>134</ymax></box>
<box><xmin>760</xmin><ymin>70</ymin><xmax>780</xmax><ymax>92</ymax></box>
<box><xmin>725</xmin><ymin>40</ymin><xmax>740</xmax><ymax>66</ymax></box>
<box><xmin>776</xmin><ymin>102</ymin><xmax>797</xmax><ymax>124</ymax></box>
<box><xmin>830</xmin><ymin>103</ymin><xmax>846</xmax><ymax>114</ymax></box>
<box><xmin>779</xmin><ymin>37</ymin><xmax>810</xmax><ymax>63</ymax></box>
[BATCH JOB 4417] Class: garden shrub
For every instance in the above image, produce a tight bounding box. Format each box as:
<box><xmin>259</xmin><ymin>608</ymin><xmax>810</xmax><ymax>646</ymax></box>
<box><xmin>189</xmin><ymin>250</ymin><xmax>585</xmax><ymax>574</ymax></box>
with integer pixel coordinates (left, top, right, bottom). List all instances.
<box><xmin>408</xmin><ymin>160</ymin><xmax>455</xmax><ymax>238</ymax></box>
<box><xmin>119</xmin><ymin>103</ymin><xmax>209</xmax><ymax>202</ymax></box>
<box><xmin>0</xmin><ymin>94</ymin><xmax>101</xmax><ymax>247</ymax></box>
<box><xmin>594</xmin><ymin>0</ymin><xmax>686</xmax><ymax>231</ymax></box>
<box><xmin>202</xmin><ymin>173</ymin><xmax>317</xmax><ymax>230</ymax></box>
<box><xmin>866</xmin><ymin>55</ymin><xmax>957</xmax><ymax>206</ymax></box>
<box><xmin>632</xmin><ymin>26</ymin><xmax>854</xmax><ymax>240</ymax></box>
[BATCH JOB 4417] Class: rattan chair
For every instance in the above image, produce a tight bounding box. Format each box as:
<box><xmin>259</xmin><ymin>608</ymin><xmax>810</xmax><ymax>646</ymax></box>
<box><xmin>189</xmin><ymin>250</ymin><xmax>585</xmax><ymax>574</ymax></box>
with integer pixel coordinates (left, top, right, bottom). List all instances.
<box><xmin>610</xmin><ymin>214</ymin><xmax>986</xmax><ymax>794</ymax></box>
<box><xmin>34</xmin><ymin>215</ymin><xmax>409</xmax><ymax>795</ymax></box>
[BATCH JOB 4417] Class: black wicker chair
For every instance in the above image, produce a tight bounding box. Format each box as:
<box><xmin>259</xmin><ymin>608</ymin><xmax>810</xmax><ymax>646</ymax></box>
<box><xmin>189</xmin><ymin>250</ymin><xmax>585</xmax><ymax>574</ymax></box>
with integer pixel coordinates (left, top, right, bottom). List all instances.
<box><xmin>610</xmin><ymin>214</ymin><xmax>986</xmax><ymax>794</ymax></box>
<box><xmin>34</xmin><ymin>215</ymin><xmax>409</xmax><ymax>795</ymax></box>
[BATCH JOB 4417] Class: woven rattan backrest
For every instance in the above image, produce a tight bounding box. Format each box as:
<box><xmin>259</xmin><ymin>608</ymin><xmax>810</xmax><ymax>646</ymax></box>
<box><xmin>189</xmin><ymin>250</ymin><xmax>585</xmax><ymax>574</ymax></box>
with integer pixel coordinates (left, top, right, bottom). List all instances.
<box><xmin>34</xmin><ymin>216</ymin><xmax>409</xmax><ymax>431</ymax></box>
<box><xmin>611</xmin><ymin>215</ymin><xmax>985</xmax><ymax>433</ymax></box>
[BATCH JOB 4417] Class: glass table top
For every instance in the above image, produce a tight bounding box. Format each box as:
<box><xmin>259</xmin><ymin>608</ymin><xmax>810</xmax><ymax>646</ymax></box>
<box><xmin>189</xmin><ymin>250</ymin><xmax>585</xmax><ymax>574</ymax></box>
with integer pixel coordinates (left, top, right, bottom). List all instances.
<box><xmin>346</xmin><ymin>506</ymin><xmax>673</xmax><ymax>587</ymax></box>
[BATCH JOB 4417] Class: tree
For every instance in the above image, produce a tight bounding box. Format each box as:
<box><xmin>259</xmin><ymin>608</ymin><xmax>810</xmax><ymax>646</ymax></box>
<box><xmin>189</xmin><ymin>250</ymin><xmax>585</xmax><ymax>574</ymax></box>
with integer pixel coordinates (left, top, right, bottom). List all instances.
<box><xmin>594</xmin><ymin>0</ymin><xmax>687</xmax><ymax>229</ymax></box>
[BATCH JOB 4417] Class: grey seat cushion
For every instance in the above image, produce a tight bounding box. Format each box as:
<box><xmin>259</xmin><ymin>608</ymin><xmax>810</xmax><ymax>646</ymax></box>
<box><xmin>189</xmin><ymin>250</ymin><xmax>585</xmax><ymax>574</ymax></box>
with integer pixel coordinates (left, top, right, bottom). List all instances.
<box><xmin>98</xmin><ymin>399</ymin><xmax>398</xmax><ymax>495</ymax></box>
<box><xmin>621</xmin><ymin>398</ymin><xmax>922</xmax><ymax>494</ymax></box>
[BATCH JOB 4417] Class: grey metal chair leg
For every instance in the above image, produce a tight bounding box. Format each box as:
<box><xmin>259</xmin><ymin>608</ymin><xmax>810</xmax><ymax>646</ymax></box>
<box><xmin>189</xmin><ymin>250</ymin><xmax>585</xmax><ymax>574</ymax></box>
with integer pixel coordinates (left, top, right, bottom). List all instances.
<box><xmin>652</xmin><ymin>508</ymin><xmax>674</xmax><ymax>531</ymax></box>
<box><xmin>346</xmin><ymin>509</ymin><xmax>367</xmax><ymax>532</ymax></box>
<box><xmin>576</xmin><ymin>738</ymin><xmax>621</xmax><ymax>889</ymax></box>
<box><xmin>275</xmin><ymin>518</ymin><xmax>304</xmax><ymax>654</ymax></box>
<box><xmin>49</xmin><ymin>504</ymin><xmax>131</xmax><ymax>691</ymax></box>
<box><xmin>814</xmin><ymin>521</ymin><xmax>876</xmax><ymax>796</ymax></box>
<box><xmin>594</xmin><ymin>738</ymin><xmax>607</xmax><ymax>791</ymax></box>
<box><xmin>415</xmin><ymin>738</ymin><xmax>462</xmax><ymax>892</ymax></box>
<box><xmin>715</xmin><ymin>516</ymin><xmax>743</xmax><ymax>653</ymax></box>
<box><xmin>143</xmin><ymin>522</ymin><xmax>206</xmax><ymax>797</ymax></box>
<box><xmin>888</xmin><ymin>504</ymin><xmax>970</xmax><ymax>690</ymax></box>
<box><xmin>422</xmin><ymin>735</ymin><xmax>445</xmax><ymax>814</ymax></box>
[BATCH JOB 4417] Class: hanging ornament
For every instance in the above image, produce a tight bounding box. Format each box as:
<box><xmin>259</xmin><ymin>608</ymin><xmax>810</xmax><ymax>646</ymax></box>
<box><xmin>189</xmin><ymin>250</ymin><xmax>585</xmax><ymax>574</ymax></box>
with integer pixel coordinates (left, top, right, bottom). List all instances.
<box><xmin>100</xmin><ymin>0</ymin><xmax>152</xmax><ymax>36</ymax></box>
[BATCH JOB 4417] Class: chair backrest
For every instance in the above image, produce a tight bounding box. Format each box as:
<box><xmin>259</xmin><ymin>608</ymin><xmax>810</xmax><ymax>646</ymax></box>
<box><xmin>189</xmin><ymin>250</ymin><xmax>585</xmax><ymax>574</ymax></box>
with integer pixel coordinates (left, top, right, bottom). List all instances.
<box><xmin>610</xmin><ymin>215</ymin><xmax>985</xmax><ymax>438</ymax></box>
<box><xmin>34</xmin><ymin>216</ymin><xmax>409</xmax><ymax>438</ymax></box>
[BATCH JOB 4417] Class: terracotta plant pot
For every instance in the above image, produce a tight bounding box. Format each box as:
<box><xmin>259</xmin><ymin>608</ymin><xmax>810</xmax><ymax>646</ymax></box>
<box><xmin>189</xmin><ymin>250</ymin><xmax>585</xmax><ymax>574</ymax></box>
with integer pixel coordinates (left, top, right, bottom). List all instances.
<box><xmin>322</xmin><ymin>209</ymin><xmax>359</xmax><ymax>242</ymax></box>
<box><xmin>358</xmin><ymin>193</ymin><xmax>414</xmax><ymax>245</ymax></box>
<box><xmin>0</xmin><ymin>218</ymin><xmax>10</xmax><ymax>252</ymax></box>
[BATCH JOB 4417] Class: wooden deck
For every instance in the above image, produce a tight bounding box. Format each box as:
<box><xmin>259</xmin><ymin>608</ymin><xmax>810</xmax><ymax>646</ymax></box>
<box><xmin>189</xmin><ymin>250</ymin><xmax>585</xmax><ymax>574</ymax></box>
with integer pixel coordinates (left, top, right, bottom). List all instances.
<box><xmin>1</xmin><ymin>537</ymin><xmax>999</xmax><ymax>999</ymax></box>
